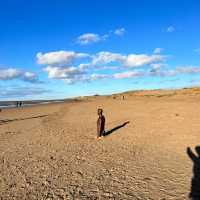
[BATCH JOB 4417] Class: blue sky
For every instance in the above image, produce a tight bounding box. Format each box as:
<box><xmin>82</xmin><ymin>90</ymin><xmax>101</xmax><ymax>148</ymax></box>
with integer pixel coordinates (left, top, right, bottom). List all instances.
<box><xmin>1</xmin><ymin>0</ymin><xmax>200</xmax><ymax>100</ymax></box>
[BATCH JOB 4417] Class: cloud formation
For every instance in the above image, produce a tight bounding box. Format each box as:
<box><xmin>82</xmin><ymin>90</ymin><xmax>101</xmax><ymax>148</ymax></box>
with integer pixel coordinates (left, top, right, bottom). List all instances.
<box><xmin>37</xmin><ymin>51</ymin><xmax>89</xmax><ymax>66</ymax></box>
<box><xmin>76</xmin><ymin>33</ymin><xmax>103</xmax><ymax>45</ymax></box>
<box><xmin>37</xmin><ymin>50</ymin><xmax>200</xmax><ymax>84</ymax></box>
<box><xmin>92</xmin><ymin>51</ymin><xmax>165</xmax><ymax>67</ymax></box>
<box><xmin>37</xmin><ymin>50</ymin><xmax>167</xmax><ymax>83</ymax></box>
<box><xmin>0</xmin><ymin>68</ymin><xmax>39</xmax><ymax>83</ymax></box>
<box><xmin>114</xmin><ymin>28</ymin><xmax>125</xmax><ymax>36</ymax></box>
<box><xmin>44</xmin><ymin>66</ymin><xmax>86</xmax><ymax>84</ymax></box>
<box><xmin>76</xmin><ymin>28</ymin><xmax>125</xmax><ymax>45</ymax></box>
<box><xmin>92</xmin><ymin>52</ymin><xmax>126</xmax><ymax>65</ymax></box>
<box><xmin>124</xmin><ymin>54</ymin><xmax>165</xmax><ymax>67</ymax></box>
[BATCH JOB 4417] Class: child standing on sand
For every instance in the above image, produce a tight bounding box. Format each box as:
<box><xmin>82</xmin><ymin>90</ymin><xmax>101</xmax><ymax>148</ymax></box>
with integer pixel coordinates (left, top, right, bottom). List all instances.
<box><xmin>97</xmin><ymin>108</ymin><xmax>105</xmax><ymax>138</ymax></box>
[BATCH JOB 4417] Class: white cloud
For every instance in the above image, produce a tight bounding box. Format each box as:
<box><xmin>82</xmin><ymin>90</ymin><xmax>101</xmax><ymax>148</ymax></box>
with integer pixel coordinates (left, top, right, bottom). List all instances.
<box><xmin>76</xmin><ymin>27</ymin><xmax>126</xmax><ymax>45</ymax></box>
<box><xmin>0</xmin><ymin>68</ymin><xmax>20</xmax><ymax>80</ymax></box>
<box><xmin>0</xmin><ymin>68</ymin><xmax>39</xmax><ymax>83</ymax></box>
<box><xmin>92</xmin><ymin>51</ymin><xmax>126</xmax><ymax>65</ymax></box>
<box><xmin>92</xmin><ymin>51</ymin><xmax>165</xmax><ymax>68</ymax></box>
<box><xmin>37</xmin><ymin>51</ymin><xmax>89</xmax><ymax>66</ymax></box>
<box><xmin>37</xmin><ymin>50</ymin><xmax>167</xmax><ymax>84</ymax></box>
<box><xmin>113</xmin><ymin>71</ymin><xmax>144</xmax><ymax>79</ymax></box>
<box><xmin>166</xmin><ymin>26</ymin><xmax>175</xmax><ymax>32</ymax></box>
<box><xmin>125</xmin><ymin>54</ymin><xmax>165</xmax><ymax>67</ymax></box>
<box><xmin>77</xmin><ymin>33</ymin><xmax>102</xmax><ymax>45</ymax></box>
<box><xmin>114</xmin><ymin>28</ymin><xmax>125</xmax><ymax>36</ymax></box>
<box><xmin>44</xmin><ymin>65</ymin><xmax>110</xmax><ymax>83</ymax></box>
<box><xmin>44</xmin><ymin>66</ymin><xmax>84</xmax><ymax>79</ymax></box>
<box><xmin>153</xmin><ymin>48</ymin><xmax>163</xmax><ymax>54</ymax></box>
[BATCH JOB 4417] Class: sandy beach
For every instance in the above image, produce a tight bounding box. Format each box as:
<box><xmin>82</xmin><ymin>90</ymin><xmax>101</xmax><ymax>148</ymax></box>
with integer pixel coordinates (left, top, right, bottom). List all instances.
<box><xmin>1</xmin><ymin>88</ymin><xmax>200</xmax><ymax>199</ymax></box>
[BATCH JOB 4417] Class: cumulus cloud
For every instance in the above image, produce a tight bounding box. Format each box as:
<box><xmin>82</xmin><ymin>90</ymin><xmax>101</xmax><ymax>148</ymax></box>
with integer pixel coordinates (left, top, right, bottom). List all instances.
<box><xmin>44</xmin><ymin>66</ymin><xmax>84</xmax><ymax>79</ymax></box>
<box><xmin>153</xmin><ymin>48</ymin><xmax>163</xmax><ymax>54</ymax></box>
<box><xmin>36</xmin><ymin>51</ymin><xmax>89</xmax><ymax>83</ymax></box>
<box><xmin>124</xmin><ymin>54</ymin><xmax>165</xmax><ymax>67</ymax></box>
<box><xmin>76</xmin><ymin>28</ymin><xmax>126</xmax><ymax>45</ymax></box>
<box><xmin>114</xmin><ymin>28</ymin><xmax>125</xmax><ymax>36</ymax></box>
<box><xmin>44</xmin><ymin>66</ymin><xmax>110</xmax><ymax>84</ymax></box>
<box><xmin>77</xmin><ymin>33</ymin><xmax>102</xmax><ymax>45</ymax></box>
<box><xmin>92</xmin><ymin>51</ymin><xmax>165</xmax><ymax>68</ymax></box>
<box><xmin>37</xmin><ymin>50</ymin><xmax>168</xmax><ymax>84</ymax></box>
<box><xmin>0</xmin><ymin>68</ymin><xmax>39</xmax><ymax>83</ymax></box>
<box><xmin>0</xmin><ymin>68</ymin><xmax>21</xmax><ymax>80</ymax></box>
<box><xmin>92</xmin><ymin>51</ymin><xmax>126</xmax><ymax>65</ymax></box>
<box><xmin>166</xmin><ymin>26</ymin><xmax>175</xmax><ymax>32</ymax></box>
<box><xmin>37</xmin><ymin>51</ymin><xmax>89</xmax><ymax>66</ymax></box>
<box><xmin>38</xmin><ymin>51</ymin><xmax>200</xmax><ymax>84</ymax></box>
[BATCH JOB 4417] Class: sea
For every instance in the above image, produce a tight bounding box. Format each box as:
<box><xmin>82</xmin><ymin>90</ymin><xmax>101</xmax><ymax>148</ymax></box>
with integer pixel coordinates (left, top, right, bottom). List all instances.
<box><xmin>0</xmin><ymin>100</ymin><xmax>66</xmax><ymax>109</ymax></box>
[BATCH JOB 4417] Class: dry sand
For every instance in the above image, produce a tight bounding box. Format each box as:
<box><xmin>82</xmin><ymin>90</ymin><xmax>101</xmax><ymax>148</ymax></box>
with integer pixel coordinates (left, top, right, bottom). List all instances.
<box><xmin>1</xmin><ymin>88</ymin><xmax>200</xmax><ymax>200</ymax></box>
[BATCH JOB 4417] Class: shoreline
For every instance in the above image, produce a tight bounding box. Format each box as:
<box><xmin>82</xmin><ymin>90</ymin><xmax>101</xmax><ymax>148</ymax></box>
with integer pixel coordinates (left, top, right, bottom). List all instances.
<box><xmin>0</xmin><ymin>99</ymin><xmax>81</xmax><ymax>110</ymax></box>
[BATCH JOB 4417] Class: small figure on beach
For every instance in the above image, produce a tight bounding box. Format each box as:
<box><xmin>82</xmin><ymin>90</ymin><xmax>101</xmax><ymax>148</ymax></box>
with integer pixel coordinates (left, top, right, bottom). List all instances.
<box><xmin>97</xmin><ymin>108</ymin><xmax>105</xmax><ymax>138</ymax></box>
<box><xmin>16</xmin><ymin>101</ymin><xmax>23</xmax><ymax>108</ymax></box>
<box><xmin>19</xmin><ymin>101</ymin><xmax>22</xmax><ymax>107</ymax></box>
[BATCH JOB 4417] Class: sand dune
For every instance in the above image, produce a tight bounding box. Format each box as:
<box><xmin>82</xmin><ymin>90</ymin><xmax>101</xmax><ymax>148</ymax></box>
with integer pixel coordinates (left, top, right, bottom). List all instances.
<box><xmin>1</xmin><ymin>88</ymin><xmax>200</xmax><ymax>199</ymax></box>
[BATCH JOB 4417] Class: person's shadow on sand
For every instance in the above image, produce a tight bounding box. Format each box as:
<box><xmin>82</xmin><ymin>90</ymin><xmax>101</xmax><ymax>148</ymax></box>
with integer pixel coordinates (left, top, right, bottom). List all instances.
<box><xmin>103</xmin><ymin>121</ymin><xmax>130</xmax><ymax>137</ymax></box>
<box><xmin>187</xmin><ymin>146</ymin><xmax>200</xmax><ymax>199</ymax></box>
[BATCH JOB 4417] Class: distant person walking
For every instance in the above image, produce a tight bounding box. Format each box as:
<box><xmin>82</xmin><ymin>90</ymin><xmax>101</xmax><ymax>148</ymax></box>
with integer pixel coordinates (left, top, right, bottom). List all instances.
<box><xmin>97</xmin><ymin>108</ymin><xmax>105</xmax><ymax>138</ymax></box>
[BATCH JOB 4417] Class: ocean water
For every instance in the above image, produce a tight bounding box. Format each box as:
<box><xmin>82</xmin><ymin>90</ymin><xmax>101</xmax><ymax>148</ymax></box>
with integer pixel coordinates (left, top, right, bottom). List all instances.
<box><xmin>0</xmin><ymin>100</ymin><xmax>65</xmax><ymax>109</ymax></box>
